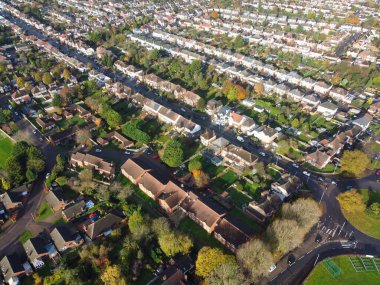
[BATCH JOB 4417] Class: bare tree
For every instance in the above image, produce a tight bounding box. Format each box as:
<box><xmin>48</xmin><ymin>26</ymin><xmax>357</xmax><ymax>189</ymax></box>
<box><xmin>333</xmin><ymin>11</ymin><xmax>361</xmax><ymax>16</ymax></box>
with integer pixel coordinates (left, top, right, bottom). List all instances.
<box><xmin>237</xmin><ymin>239</ymin><xmax>273</xmax><ymax>281</ymax></box>
<box><xmin>76</xmin><ymin>128</ymin><xmax>91</xmax><ymax>145</ymax></box>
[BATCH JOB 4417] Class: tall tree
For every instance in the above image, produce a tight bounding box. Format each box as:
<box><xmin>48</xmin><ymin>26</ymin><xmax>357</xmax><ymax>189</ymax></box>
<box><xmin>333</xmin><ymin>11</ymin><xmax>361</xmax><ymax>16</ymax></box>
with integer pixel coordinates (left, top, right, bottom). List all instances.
<box><xmin>42</xmin><ymin>72</ymin><xmax>53</xmax><ymax>85</ymax></box>
<box><xmin>237</xmin><ymin>239</ymin><xmax>273</xmax><ymax>281</ymax></box>
<box><xmin>162</xmin><ymin>139</ymin><xmax>184</xmax><ymax>168</ymax></box>
<box><xmin>196</xmin><ymin>247</ymin><xmax>236</xmax><ymax>278</ymax></box>
<box><xmin>340</xmin><ymin>150</ymin><xmax>370</xmax><ymax>177</ymax></box>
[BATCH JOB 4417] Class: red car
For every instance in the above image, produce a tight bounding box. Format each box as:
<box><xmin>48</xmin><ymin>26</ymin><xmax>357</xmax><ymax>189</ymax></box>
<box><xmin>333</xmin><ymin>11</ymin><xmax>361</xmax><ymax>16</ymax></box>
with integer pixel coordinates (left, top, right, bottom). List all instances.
<box><xmin>153</xmin><ymin>154</ymin><xmax>159</xmax><ymax>160</ymax></box>
<box><xmin>376</xmin><ymin>169</ymin><xmax>380</xmax><ymax>176</ymax></box>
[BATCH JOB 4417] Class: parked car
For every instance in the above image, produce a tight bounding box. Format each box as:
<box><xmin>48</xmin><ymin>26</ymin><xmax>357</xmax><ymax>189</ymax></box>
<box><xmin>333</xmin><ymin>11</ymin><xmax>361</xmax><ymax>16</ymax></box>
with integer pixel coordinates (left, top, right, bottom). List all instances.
<box><xmin>95</xmin><ymin>149</ymin><xmax>102</xmax><ymax>153</ymax></box>
<box><xmin>153</xmin><ymin>154</ymin><xmax>159</xmax><ymax>160</ymax></box>
<box><xmin>292</xmin><ymin>163</ymin><xmax>299</xmax><ymax>168</ymax></box>
<box><xmin>346</xmin><ymin>185</ymin><xmax>353</xmax><ymax>190</ymax></box>
<box><xmin>288</xmin><ymin>254</ymin><xmax>296</xmax><ymax>266</ymax></box>
<box><xmin>32</xmin><ymin>129</ymin><xmax>37</xmax><ymax>134</ymax></box>
<box><xmin>237</xmin><ymin>136</ymin><xmax>244</xmax><ymax>142</ymax></box>
<box><xmin>375</xmin><ymin>169</ymin><xmax>380</xmax><ymax>176</ymax></box>
<box><xmin>303</xmin><ymin>171</ymin><xmax>311</xmax><ymax>177</ymax></box>
<box><xmin>259</xmin><ymin>152</ymin><xmax>266</xmax><ymax>157</ymax></box>
<box><xmin>124</xmin><ymin>151</ymin><xmax>130</xmax><ymax>155</ymax></box>
<box><xmin>268</xmin><ymin>264</ymin><xmax>276</xmax><ymax>273</ymax></box>
<box><xmin>45</xmin><ymin>173</ymin><xmax>50</xmax><ymax>179</ymax></box>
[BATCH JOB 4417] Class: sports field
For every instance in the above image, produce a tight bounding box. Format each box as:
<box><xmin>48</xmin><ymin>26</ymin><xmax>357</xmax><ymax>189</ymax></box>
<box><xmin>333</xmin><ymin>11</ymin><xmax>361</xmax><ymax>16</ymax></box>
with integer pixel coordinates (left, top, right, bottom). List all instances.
<box><xmin>304</xmin><ymin>256</ymin><xmax>380</xmax><ymax>285</ymax></box>
<box><xmin>0</xmin><ymin>132</ymin><xmax>14</xmax><ymax>169</ymax></box>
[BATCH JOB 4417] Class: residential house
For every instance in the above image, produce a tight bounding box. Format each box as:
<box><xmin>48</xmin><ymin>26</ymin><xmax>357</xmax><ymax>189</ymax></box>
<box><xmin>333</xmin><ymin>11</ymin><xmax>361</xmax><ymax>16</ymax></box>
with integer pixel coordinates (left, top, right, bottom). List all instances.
<box><xmin>0</xmin><ymin>185</ymin><xmax>29</xmax><ymax>212</ymax></box>
<box><xmin>176</xmin><ymin>90</ymin><xmax>201</xmax><ymax>107</ymax></box>
<box><xmin>105</xmin><ymin>131</ymin><xmax>134</xmax><ymax>149</ymax></box>
<box><xmin>82</xmin><ymin>213</ymin><xmax>123</xmax><ymax>240</ymax></box>
<box><xmin>369</xmin><ymin>102</ymin><xmax>380</xmax><ymax>117</ymax></box>
<box><xmin>62</xmin><ymin>200</ymin><xmax>86</xmax><ymax>221</ymax></box>
<box><xmin>11</xmin><ymin>89</ymin><xmax>31</xmax><ymax>105</ymax></box>
<box><xmin>35</xmin><ymin>118</ymin><xmax>55</xmax><ymax>130</ymax></box>
<box><xmin>329</xmin><ymin>87</ymin><xmax>349</xmax><ymax>103</ymax></box>
<box><xmin>45</xmin><ymin>188</ymin><xmax>67</xmax><ymax>212</ymax></box>
<box><xmin>222</xmin><ymin>144</ymin><xmax>258</xmax><ymax>169</ymax></box>
<box><xmin>0</xmin><ymin>254</ymin><xmax>32</xmax><ymax>285</ymax></box>
<box><xmin>317</xmin><ymin>101</ymin><xmax>338</xmax><ymax>117</ymax></box>
<box><xmin>70</xmin><ymin>152</ymin><xmax>115</xmax><ymax>178</ymax></box>
<box><xmin>120</xmin><ymin>158</ymin><xmax>148</xmax><ymax>184</ymax></box>
<box><xmin>157</xmin><ymin>181</ymin><xmax>188</xmax><ymax>214</ymax></box>
<box><xmin>352</xmin><ymin>113</ymin><xmax>372</xmax><ymax>130</ymax></box>
<box><xmin>200</xmin><ymin>129</ymin><xmax>216</xmax><ymax>146</ymax></box>
<box><xmin>252</xmin><ymin>126</ymin><xmax>279</xmax><ymax>145</ymax></box>
<box><xmin>314</xmin><ymin>81</ymin><xmax>332</xmax><ymax>95</ymax></box>
<box><xmin>271</xmin><ymin>174</ymin><xmax>302</xmax><ymax>200</ymax></box>
<box><xmin>50</xmin><ymin>225</ymin><xmax>83</xmax><ymax>252</ymax></box>
<box><xmin>305</xmin><ymin>150</ymin><xmax>332</xmax><ymax>169</ymax></box>
<box><xmin>23</xmin><ymin>237</ymin><xmax>57</xmax><ymax>269</ymax></box>
<box><xmin>214</xmin><ymin>106</ymin><xmax>232</xmax><ymax>125</ymax></box>
<box><xmin>214</xmin><ymin>215</ymin><xmax>253</xmax><ymax>253</ymax></box>
<box><xmin>147</xmin><ymin>266</ymin><xmax>187</xmax><ymax>285</ymax></box>
<box><xmin>228</xmin><ymin>112</ymin><xmax>246</xmax><ymax>129</ymax></box>
<box><xmin>209</xmin><ymin>137</ymin><xmax>230</xmax><ymax>155</ymax></box>
<box><xmin>245</xmin><ymin>192</ymin><xmax>282</xmax><ymax>223</ymax></box>
<box><xmin>180</xmin><ymin>191</ymin><xmax>226</xmax><ymax>233</ymax></box>
<box><xmin>302</xmin><ymin>94</ymin><xmax>320</xmax><ymax>107</ymax></box>
<box><xmin>206</xmin><ymin>99</ymin><xmax>223</xmax><ymax>116</ymax></box>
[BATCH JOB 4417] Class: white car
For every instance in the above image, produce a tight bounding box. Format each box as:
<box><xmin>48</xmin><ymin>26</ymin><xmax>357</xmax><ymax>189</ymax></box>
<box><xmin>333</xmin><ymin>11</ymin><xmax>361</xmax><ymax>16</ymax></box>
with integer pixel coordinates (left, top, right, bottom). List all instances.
<box><xmin>32</xmin><ymin>129</ymin><xmax>37</xmax><ymax>134</ymax></box>
<box><xmin>259</xmin><ymin>152</ymin><xmax>266</xmax><ymax>157</ymax></box>
<box><xmin>95</xmin><ymin>149</ymin><xmax>102</xmax><ymax>153</ymax></box>
<box><xmin>331</xmin><ymin>180</ymin><xmax>337</xmax><ymax>185</ymax></box>
<box><xmin>268</xmin><ymin>264</ymin><xmax>276</xmax><ymax>273</ymax></box>
<box><xmin>124</xmin><ymin>151</ymin><xmax>130</xmax><ymax>155</ymax></box>
<box><xmin>303</xmin><ymin>171</ymin><xmax>311</xmax><ymax>177</ymax></box>
<box><xmin>45</xmin><ymin>173</ymin><xmax>50</xmax><ymax>179</ymax></box>
<box><xmin>292</xmin><ymin>163</ymin><xmax>299</xmax><ymax>168</ymax></box>
<box><xmin>237</xmin><ymin>136</ymin><xmax>244</xmax><ymax>142</ymax></box>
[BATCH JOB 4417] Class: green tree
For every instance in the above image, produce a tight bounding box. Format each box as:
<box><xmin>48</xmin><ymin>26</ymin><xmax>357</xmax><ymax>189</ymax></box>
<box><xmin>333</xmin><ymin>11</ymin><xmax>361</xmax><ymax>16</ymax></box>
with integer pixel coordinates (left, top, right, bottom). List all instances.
<box><xmin>42</xmin><ymin>72</ymin><xmax>53</xmax><ymax>85</ymax></box>
<box><xmin>16</xmin><ymin>77</ymin><xmax>25</xmax><ymax>88</ymax></box>
<box><xmin>196</xmin><ymin>97</ymin><xmax>206</xmax><ymax>110</ymax></box>
<box><xmin>369</xmin><ymin>203</ymin><xmax>380</xmax><ymax>216</ymax></box>
<box><xmin>340</xmin><ymin>150</ymin><xmax>370</xmax><ymax>177</ymax></box>
<box><xmin>62</xmin><ymin>68</ymin><xmax>70</xmax><ymax>80</ymax></box>
<box><xmin>101</xmin><ymin>265</ymin><xmax>127</xmax><ymax>285</ymax></box>
<box><xmin>56</xmin><ymin>176</ymin><xmax>68</xmax><ymax>186</ymax></box>
<box><xmin>128</xmin><ymin>210</ymin><xmax>150</xmax><ymax>241</ymax></box>
<box><xmin>291</xmin><ymin>118</ymin><xmax>300</xmax><ymax>128</ymax></box>
<box><xmin>188</xmin><ymin>159</ymin><xmax>202</xmax><ymax>172</ymax></box>
<box><xmin>52</xmin><ymin>94</ymin><xmax>63</xmax><ymax>107</ymax></box>
<box><xmin>195</xmin><ymin>247</ymin><xmax>236</xmax><ymax>278</ymax></box>
<box><xmin>1</xmin><ymin>177</ymin><xmax>11</xmax><ymax>190</ymax></box>
<box><xmin>26</xmin><ymin>169</ymin><xmax>37</xmax><ymax>182</ymax></box>
<box><xmin>234</xmin><ymin>35</ymin><xmax>245</xmax><ymax>49</ymax></box>
<box><xmin>162</xmin><ymin>139</ymin><xmax>184</xmax><ymax>168</ymax></box>
<box><xmin>337</xmin><ymin>189</ymin><xmax>366</xmax><ymax>214</ymax></box>
<box><xmin>158</xmin><ymin>231</ymin><xmax>193</xmax><ymax>257</ymax></box>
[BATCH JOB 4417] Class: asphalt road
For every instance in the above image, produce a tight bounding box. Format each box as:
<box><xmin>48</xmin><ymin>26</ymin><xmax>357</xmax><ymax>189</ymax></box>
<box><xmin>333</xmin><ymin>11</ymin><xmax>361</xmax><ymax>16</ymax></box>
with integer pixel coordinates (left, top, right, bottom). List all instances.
<box><xmin>2</xmin><ymin>11</ymin><xmax>380</xmax><ymax>284</ymax></box>
<box><xmin>0</xmin><ymin>117</ymin><xmax>57</xmax><ymax>256</ymax></box>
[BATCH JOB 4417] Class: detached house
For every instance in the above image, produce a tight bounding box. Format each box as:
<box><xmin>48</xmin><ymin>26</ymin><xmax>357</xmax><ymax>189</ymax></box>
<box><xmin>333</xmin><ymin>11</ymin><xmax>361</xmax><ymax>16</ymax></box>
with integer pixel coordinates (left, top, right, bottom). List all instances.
<box><xmin>271</xmin><ymin>174</ymin><xmax>302</xmax><ymax>200</ymax></box>
<box><xmin>50</xmin><ymin>225</ymin><xmax>83</xmax><ymax>253</ymax></box>
<box><xmin>305</xmin><ymin>150</ymin><xmax>332</xmax><ymax>169</ymax></box>
<box><xmin>200</xmin><ymin>129</ymin><xmax>216</xmax><ymax>146</ymax></box>
<box><xmin>245</xmin><ymin>192</ymin><xmax>282</xmax><ymax>223</ymax></box>
<box><xmin>206</xmin><ymin>99</ymin><xmax>222</xmax><ymax>116</ymax></box>
<box><xmin>1</xmin><ymin>185</ymin><xmax>29</xmax><ymax>212</ymax></box>
<box><xmin>0</xmin><ymin>254</ymin><xmax>32</xmax><ymax>285</ymax></box>
<box><xmin>222</xmin><ymin>145</ymin><xmax>258</xmax><ymax>169</ymax></box>
<box><xmin>252</xmin><ymin>126</ymin><xmax>279</xmax><ymax>145</ymax></box>
<box><xmin>23</xmin><ymin>237</ymin><xmax>57</xmax><ymax>269</ymax></box>
<box><xmin>62</xmin><ymin>200</ymin><xmax>86</xmax><ymax>221</ymax></box>
<box><xmin>82</xmin><ymin>213</ymin><xmax>123</xmax><ymax>240</ymax></box>
<box><xmin>45</xmin><ymin>188</ymin><xmax>67</xmax><ymax>212</ymax></box>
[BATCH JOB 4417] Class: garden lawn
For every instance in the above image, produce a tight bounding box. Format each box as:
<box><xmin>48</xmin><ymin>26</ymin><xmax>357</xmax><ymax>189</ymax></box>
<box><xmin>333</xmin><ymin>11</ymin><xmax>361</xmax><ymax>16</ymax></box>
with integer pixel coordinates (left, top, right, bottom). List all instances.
<box><xmin>18</xmin><ymin>230</ymin><xmax>32</xmax><ymax>244</ymax></box>
<box><xmin>338</xmin><ymin>189</ymin><xmax>380</xmax><ymax>239</ymax></box>
<box><xmin>227</xmin><ymin>188</ymin><xmax>252</xmax><ymax>207</ymax></box>
<box><xmin>35</xmin><ymin>201</ymin><xmax>54</xmax><ymax>222</ymax></box>
<box><xmin>178</xmin><ymin>217</ymin><xmax>223</xmax><ymax>250</ymax></box>
<box><xmin>304</xmin><ymin>256</ymin><xmax>380</xmax><ymax>285</ymax></box>
<box><xmin>0</xmin><ymin>134</ymin><xmax>13</xmax><ymax>169</ymax></box>
<box><xmin>211</xmin><ymin>170</ymin><xmax>239</xmax><ymax>194</ymax></box>
<box><xmin>229</xmin><ymin>208</ymin><xmax>264</xmax><ymax>233</ymax></box>
<box><xmin>242</xmin><ymin>181</ymin><xmax>261</xmax><ymax>198</ymax></box>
